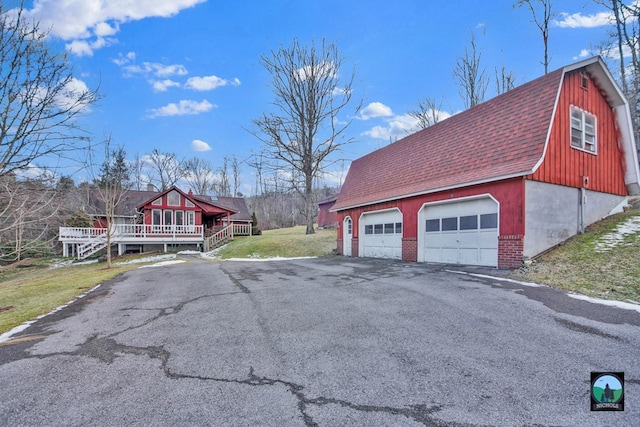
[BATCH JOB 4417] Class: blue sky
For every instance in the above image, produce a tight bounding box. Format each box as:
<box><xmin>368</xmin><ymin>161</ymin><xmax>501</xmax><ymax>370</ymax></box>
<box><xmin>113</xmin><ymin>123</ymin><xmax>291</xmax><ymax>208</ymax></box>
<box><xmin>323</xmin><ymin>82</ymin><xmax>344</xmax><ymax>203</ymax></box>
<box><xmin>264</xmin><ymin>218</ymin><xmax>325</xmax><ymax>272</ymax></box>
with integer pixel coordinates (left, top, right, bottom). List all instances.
<box><xmin>11</xmin><ymin>0</ymin><xmax>622</xmax><ymax>195</ymax></box>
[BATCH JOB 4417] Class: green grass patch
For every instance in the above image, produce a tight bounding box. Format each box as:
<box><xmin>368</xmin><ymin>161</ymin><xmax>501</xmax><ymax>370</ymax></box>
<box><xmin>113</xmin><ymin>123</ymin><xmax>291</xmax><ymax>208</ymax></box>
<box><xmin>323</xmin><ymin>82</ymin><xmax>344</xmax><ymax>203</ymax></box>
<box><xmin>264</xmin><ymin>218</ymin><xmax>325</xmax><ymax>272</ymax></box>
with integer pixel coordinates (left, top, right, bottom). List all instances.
<box><xmin>511</xmin><ymin>210</ymin><xmax>640</xmax><ymax>303</ymax></box>
<box><xmin>214</xmin><ymin>226</ymin><xmax>337</xmax><ymax>259</ymax></box>
<box><xmin>0</xmin><ymin>259</ymin><xmax>151</xmax><ymax>335</ymax></box>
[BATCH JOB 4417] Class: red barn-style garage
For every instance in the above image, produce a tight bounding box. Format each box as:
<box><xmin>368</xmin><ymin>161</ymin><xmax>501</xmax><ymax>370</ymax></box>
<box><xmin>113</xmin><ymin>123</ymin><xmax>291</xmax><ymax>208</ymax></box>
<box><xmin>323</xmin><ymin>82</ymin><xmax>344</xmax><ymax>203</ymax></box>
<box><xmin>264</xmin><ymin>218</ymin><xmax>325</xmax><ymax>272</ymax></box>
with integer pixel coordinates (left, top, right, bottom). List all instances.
<box><xmin>332</xmin><ymin>57</ymin><xmax>640</xmax><ymax>269</ymax></box>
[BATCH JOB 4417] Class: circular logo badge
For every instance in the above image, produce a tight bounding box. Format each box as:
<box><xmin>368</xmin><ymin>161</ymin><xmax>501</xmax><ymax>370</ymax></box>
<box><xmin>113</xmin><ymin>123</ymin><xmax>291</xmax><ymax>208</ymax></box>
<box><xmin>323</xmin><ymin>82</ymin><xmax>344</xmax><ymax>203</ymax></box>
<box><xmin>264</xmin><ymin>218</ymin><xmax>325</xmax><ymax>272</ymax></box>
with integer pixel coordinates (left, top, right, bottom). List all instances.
<box><xmin>592</xmin><ymin>373</ymin><xmax>623</xmax><ymax>403</ymax></box>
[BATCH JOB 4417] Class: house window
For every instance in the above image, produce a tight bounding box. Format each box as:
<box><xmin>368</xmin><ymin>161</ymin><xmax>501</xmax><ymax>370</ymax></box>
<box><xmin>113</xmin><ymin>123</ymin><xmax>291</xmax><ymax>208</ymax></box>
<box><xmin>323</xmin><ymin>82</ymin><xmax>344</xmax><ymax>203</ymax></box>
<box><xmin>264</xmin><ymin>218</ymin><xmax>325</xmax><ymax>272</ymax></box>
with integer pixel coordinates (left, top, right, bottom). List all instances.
<box><xmin>186</xmin><ymin>199</ymin><xmax>195</xmax><ymax>208</ymax></box>
<box><xmin>186</xmin><ymin>211</ymin><xmax>195</xmax><ymax>231</ymax></box>
<box><xmin>374</xmin><ymin>224</ymin><xmax>383</xmax><ymax>234</ymax></box>
<box><xmin>426</xmin><ymin>219</ymin><xmax>440</xmax><ymax>232</ymax></box>
<box><xmin>152</xmin><ymin>198</ymin><xmax>162</xmax><ymax>206</ymax></box>
<box><xmin>167</xmin><ymin>190</ymin><xmax>180</xmax><ymax>206</ymax></box>
<box><xmin>460</xmin><ymin>215</ymin><xmax>478</xmax><ymax>230</ymax></box>
<box><xmin>395</xmin><ymin>222</ymin><xmax>402</xmax><ymax>234</ymax></box>
<box><xmin>347</xmin><ymin>219</ymin><xmax>352</xmax><ymax>234</ymax></box>
<box><xmin>580</xmin><ymin>70</ymin><xmax>589</xmax><ymax>89</ymax></box>
<box><xmin>570</xmin><ymin>106</ymin><xmax>597</xmax><ymax>153</ymax></box>
<box><xmin>175</xmin><ymin>211</ymin><xmax>184</xmax><ymax>231</ymax></box>
<box><xmin>152</xmin><ymin>209</ymin><xmax>161</xmax><ymax>225</ymax></box>
<box><xmin>164</xmin><ymin>210</ymin><xmax>173</xmax><ymax>226</ymax></box>
<box><xmin>365</xmin><ymin>225</ymin><xmax>373</xmax><ymax>234</ymax></box>
<box><xmin>480</xmin><ymin>213</ymin><xmax>498</xmax><ymax>229</ymax></box>
<box><xmin>442</xmin><ymin>217</ymin><xmax>457</xmax><ymax>231</ymax></box>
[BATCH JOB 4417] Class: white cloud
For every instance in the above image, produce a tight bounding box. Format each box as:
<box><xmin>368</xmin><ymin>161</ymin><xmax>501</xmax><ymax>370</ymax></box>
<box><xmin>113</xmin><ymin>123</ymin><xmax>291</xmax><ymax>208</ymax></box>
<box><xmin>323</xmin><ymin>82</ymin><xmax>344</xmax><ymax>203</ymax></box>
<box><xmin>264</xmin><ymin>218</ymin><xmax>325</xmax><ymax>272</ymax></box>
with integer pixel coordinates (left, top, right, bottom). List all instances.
<box><xmin>147</xmin><ymin>99</ymin><xmax>215</xmax><ymax>118</ymax></box>
<box><xmin>359</xmin><ymin>102</ymin><xmax>393</xmax><ymax>120</ymax></box>
<box><xmin>65</xmin><ymin>36</ymin><xmax>115</xmax><ymax>57</ymax></box>
<box><xmin>362</xmin><ymin>114</ymin><xmax>419</xmax><ymax>141</ymax></box>
<box><xmin>296</xmin><ymin>61</ymin><xmax>337</xmax><ymax>81</ymax></box>
<box><xmin>94</xmin><ymin>21</ymin><xmax>119</xmax><ymax>37</ymax></box>
<box><xmin>65</xmin><ymin>40</ymin><xmax>93</xmax><ymax>57</ymax></box>
<box><xmin>55</xmin><ymin>77</ymin><xmax>93</xmax><ymax>113</ymax></box>
<box><xmin>554</xmin><ymin>11</ymin><xmax>611</xmax><ymax>28</ymax></box>
<box><xmin>151</xmin><ymin>79</ymin><xmax>181</xmax><ymax>92</ymax></box>
<box><xmin>121</xmin><ymin>61</ymin><xmax>188</xmax><ymax>78</ymax></box>
<box><xmin>114</xmin><ymin>51</ymin><xmax>136</xmax><ymax>66</ymax></box>
<box><xmin>190</xmin><ymin>139</ymin><xmax>212</xmax><ymax>152</ymax></box>
<box><xmin>16</xmin><ymin>0</ymin><xmax>206</xmax><ymax>56</ymax></box>
<box><xmin>573</xmin><ymin>49</ymin><xmax>591</xmax><ymax>60</ymax></box>
<box><xmin>185</xmin><ymin>75</ymin><xmax>241</xmax><ymax>91</ymax></box>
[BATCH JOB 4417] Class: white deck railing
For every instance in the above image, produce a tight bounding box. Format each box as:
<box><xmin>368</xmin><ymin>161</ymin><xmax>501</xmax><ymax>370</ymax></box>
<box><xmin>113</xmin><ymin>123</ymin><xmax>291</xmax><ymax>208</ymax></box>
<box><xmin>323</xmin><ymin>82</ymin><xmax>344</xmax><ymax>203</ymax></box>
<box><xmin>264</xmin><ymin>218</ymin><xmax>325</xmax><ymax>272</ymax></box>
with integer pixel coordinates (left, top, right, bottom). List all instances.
<box><xmin>59</xmin><ymin>224</ymin><xmax>204</xmax><ymax>240</ymax></box>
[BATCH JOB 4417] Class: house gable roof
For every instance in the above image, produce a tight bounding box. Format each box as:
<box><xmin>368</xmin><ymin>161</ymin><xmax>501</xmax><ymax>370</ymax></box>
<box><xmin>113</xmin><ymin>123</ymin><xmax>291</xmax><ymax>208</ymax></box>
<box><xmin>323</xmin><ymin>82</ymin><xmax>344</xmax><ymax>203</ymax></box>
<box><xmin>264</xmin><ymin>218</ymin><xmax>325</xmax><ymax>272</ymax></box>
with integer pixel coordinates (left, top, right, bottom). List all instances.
<box><xmin>136</xmin><ymin>186</ymin><xmax>237</xmax><ymax>216</ymax></box>
<box><xmin>333</xmin><ymin>57</ymin><xmax>640</xmax><ymax>211</ymax></box>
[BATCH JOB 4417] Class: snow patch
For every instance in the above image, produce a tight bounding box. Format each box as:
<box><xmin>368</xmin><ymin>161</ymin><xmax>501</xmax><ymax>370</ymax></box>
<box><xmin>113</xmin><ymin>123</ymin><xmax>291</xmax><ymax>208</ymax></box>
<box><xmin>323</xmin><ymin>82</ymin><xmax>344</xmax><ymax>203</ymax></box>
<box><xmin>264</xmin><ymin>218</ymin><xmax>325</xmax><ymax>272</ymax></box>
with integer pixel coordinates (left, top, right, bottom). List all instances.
<box><xmin>595</xmin><ymin>216</ymin><xmax>640</xmax><ymax>252</ymax></box>
<box><xmin>226</xmin><ymin>256</ymin><xmax>317</xmax><ymax>262</ymax></box>
<box><xmin>138</xmin><ymin>259</ymin><xmax>186</xmax><ymax>268</ymax></box>
<box><xmin>568</xmin><ymin>294</ymin><xmax>640</xmax><ymax>314</ymax></box>
<box><xmin>114</xmin><ymin>254</ymin><xmax>177</xmax><ymax>265</ymax></box>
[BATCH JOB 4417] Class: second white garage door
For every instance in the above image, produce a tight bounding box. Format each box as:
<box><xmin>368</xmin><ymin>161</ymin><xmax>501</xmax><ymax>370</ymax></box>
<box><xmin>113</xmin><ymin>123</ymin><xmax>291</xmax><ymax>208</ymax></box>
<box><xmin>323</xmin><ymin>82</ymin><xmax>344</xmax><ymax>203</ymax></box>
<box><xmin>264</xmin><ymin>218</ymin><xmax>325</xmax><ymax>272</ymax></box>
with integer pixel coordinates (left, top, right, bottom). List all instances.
<box><xmin>419</xmin><ymin>197</ymin><xmax>498</xmax><ymax>267</ymax></box>
<box><xmin>360</xmin><ymin>209</ymin><xmax>402</xmax><ymax>259</ymax></box>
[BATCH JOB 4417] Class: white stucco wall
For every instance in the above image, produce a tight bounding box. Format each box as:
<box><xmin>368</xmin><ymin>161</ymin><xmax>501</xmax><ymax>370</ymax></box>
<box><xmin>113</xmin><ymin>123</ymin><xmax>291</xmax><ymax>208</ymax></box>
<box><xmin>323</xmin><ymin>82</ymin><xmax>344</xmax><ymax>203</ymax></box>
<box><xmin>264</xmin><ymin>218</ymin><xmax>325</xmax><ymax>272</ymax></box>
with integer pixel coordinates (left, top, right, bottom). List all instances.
<box><xmin>524</xmin><ymin>180</ymin><xmax>626</xmax><ymax>258</ymax></box>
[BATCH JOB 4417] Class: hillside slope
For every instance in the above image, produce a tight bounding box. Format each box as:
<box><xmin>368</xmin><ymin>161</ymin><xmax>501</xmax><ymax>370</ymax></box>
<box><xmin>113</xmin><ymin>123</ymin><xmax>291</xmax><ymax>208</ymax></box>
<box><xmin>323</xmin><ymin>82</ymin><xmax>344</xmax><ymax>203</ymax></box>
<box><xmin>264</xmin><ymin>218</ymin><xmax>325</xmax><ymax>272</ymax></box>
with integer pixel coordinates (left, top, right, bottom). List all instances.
<box><xmin>510</xmin><ymin>209</ymin><xmax>640</xmax><ymax>303</ymax></box>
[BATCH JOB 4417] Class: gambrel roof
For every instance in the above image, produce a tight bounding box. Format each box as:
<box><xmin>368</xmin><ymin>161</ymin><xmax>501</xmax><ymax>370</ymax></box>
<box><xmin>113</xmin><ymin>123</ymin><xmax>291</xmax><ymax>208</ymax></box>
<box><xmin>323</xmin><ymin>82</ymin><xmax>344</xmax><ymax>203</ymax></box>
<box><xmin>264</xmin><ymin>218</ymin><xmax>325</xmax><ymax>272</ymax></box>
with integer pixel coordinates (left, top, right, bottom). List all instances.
<box><xmin>333</xmin><ymin>57</ymin><xmax>640</xmax><ymax>211</ymax></box>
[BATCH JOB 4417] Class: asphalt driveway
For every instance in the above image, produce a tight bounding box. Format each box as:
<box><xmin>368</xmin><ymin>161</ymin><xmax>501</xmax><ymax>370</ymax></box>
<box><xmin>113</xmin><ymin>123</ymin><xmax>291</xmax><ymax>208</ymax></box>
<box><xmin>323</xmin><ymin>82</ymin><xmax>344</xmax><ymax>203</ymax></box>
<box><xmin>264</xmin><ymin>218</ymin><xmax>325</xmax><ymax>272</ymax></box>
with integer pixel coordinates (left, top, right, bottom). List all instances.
<box><xmin>0</xmin><ymin>256</ymin><xmax>638</xmax><ymax>426</ymax></box>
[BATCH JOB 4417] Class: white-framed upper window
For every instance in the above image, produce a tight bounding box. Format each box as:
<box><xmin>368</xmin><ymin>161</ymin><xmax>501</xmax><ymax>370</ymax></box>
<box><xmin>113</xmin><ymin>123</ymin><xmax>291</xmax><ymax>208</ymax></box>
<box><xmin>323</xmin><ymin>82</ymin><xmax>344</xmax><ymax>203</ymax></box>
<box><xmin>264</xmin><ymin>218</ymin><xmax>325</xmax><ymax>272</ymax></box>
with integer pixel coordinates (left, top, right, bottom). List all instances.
<box><xmin>570</xmin><ymin>106</ymin><xmax>597</xmax><ymax>154</ymax></box>
<box><xmin>151</xmin><ymin>198</ymin><xmax>162</xmax><ymax>206</ymax></box>
<box><xmin>167</xmin><ymin>190</ymin><xmax>180</xmax><ymax>206</ymax></box>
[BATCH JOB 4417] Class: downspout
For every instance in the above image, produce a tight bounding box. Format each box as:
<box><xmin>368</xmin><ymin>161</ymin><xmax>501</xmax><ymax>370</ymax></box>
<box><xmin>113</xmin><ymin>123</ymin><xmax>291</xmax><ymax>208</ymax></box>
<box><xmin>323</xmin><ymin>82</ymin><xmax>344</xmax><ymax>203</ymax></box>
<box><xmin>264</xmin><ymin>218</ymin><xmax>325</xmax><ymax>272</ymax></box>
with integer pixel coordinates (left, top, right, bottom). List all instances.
<box><xmin>579</xmin><ymin>176</ymin><xmax>589</xmax><ymax>234</ymax></box>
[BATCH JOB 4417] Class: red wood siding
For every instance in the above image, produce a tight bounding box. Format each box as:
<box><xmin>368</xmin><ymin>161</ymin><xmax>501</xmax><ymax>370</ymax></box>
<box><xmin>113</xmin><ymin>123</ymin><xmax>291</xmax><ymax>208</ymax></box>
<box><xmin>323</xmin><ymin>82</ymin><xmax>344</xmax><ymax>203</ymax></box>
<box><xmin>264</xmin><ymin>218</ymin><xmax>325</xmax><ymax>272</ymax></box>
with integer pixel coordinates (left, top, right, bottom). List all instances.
<box><xmin>336</xmin><ymin>178</ymin><xmax>525</xmax><ymax>241</ymax></box>
<box><xmin>318</xmin><ymin>201</ymin><xmax>338</xmax><ymax>228</ymax></box>
<box><xmin>530</xmin><ymin>69</ymin><xmax>627</xmax><ymax>195</ymax></box>
<box><xmin>142</xmin><ymin>191</ymin><xmax>203</xmax><ymax>225</ymax></box>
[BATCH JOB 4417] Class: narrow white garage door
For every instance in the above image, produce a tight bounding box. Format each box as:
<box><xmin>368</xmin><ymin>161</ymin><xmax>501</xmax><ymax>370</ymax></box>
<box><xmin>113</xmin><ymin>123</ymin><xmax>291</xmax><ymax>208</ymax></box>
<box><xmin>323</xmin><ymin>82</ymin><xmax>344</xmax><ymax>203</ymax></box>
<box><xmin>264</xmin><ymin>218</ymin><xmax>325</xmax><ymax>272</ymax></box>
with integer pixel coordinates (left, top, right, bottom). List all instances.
<box><xmin>421</xmin><ymin>198</ymin><xmax>498</xmax><ymax>267</ymax></box>
<box><xmin>361</xmin><ymin>210</ymin><xmax>402</xmax><ymax>259</ymax></box>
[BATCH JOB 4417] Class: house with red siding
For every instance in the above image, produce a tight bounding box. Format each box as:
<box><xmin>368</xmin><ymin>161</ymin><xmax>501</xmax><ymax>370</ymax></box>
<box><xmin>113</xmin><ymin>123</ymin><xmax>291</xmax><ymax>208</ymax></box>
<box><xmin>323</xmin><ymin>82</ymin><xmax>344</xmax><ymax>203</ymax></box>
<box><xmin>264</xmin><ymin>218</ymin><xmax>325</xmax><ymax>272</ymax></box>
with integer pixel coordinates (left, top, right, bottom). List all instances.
<box><xmin>317</xmin><ymin>195</ymin><xmax>339</xmax><ymax>228</ymax></box>
<box><xmin>331</xmin><ymin>57</ymin><xmax>640</xmax><ymax>269</ymax></box>
<box><xmin>59</xmin><ymin>186</ymin><xmax>252</xmax><ymax>259</ymax></box>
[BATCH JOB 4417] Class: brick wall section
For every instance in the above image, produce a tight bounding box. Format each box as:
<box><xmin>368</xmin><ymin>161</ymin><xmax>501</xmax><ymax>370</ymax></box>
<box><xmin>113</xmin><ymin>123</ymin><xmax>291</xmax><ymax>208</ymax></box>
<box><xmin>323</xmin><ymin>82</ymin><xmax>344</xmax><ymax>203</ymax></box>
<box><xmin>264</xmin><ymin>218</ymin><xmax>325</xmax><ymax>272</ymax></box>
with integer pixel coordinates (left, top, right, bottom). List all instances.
<box><xmin>402</xmin><ymin>237</ymin><xmax>418</xmax><ymax>262</ymax></box>
<box><xmin>351</xmin><ymin>238</ymin><xmax>359</xmax><ymax>257</ymax></box>
<box><xmin>498</xmin><ymin>235</ymin><xmax>524</xmax><ymax>269</ymax></box>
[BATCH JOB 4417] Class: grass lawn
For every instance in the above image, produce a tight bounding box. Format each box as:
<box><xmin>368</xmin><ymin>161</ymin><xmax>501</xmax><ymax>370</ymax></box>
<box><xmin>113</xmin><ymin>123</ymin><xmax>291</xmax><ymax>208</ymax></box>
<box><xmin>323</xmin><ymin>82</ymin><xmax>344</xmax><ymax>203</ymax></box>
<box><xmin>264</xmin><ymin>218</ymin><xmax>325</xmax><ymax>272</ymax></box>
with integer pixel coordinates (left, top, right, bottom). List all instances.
<box><xmin>0</xmin><ymin>260</ymin><xmax>146</xmax><ymax>335</ymax></box>
<box><xmin>510</xmin><ymin>210</ymin><xmax>640</xmax><ymax>303</ymax></box>
<box><xmin>212</xmin><ymin>226</ymin><xmax>337</xmax><ymax>259</ymax></box>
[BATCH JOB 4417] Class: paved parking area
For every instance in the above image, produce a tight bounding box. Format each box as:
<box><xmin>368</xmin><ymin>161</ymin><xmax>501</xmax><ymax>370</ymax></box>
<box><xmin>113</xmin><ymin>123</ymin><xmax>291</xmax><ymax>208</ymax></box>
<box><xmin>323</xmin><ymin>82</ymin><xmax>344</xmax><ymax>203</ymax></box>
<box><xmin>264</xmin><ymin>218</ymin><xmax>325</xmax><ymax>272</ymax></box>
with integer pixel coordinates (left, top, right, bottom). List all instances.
<box><xmin>0</xmin><ymin>256</ymin><xmax>638</xmax><ymax>426</ymax></box>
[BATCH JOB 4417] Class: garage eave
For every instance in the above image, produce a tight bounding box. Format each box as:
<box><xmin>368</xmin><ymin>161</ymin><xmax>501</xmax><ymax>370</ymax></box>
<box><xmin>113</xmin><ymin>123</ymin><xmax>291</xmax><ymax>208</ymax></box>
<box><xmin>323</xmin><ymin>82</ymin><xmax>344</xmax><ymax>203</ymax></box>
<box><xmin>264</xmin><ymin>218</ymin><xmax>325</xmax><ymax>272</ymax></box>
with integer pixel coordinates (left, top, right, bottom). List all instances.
<box><xmin>331</xmin><ymin>171</ymin><xmax>531</xmax><ymax>212</ymax></box>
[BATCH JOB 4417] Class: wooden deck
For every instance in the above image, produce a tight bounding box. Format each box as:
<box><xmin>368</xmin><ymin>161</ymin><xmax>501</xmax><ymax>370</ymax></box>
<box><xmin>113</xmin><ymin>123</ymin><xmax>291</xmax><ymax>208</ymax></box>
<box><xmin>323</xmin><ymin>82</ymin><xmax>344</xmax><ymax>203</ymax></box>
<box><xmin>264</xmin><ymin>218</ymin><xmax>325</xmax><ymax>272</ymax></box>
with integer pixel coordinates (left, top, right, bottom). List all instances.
<box><xmin>59</xmin><ymin>223</ymin><xmax>251</xmax><ymax>259</ymax></box>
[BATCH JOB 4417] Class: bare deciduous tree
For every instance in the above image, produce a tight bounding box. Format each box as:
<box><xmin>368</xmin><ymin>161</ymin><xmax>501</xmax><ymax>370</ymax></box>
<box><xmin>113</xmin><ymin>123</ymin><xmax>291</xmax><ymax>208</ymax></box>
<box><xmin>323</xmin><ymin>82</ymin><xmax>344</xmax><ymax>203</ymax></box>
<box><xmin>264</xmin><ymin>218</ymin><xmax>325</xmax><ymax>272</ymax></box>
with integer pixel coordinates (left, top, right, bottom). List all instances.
<box><xmin>146</xmin><ymin>149</ymin><xmax>185</xmax><ymax>191</ymax></box>
<box><xmin>89</xmin><ymin>137</ymin><xmax>132</xmax><ymax>267</ymax></box>
<box><xmin>214</xmin><ymin>156</ymin><xmax>231</xmax><ymax>197</ymax></box>
<box><xmin>409</xmin><ymin>97</ymin><xmax>447</xmax><ymax>129</ymax></box>
<box><xmin>453</xmin><ymin>31</ymin><xmax>489</xmax><ymax>109</ymax></box>
<box><xmin>184</xmin><ymin>157</ymin><xmax>216</xmax><ymax>195</ymax></box>
<box><xmin>0</xmin><ymin>173</ymin><xmax>60</xmax><ymax>263</ymax></box>
<box><xmin>596</xmin><ymin>0</ymin><xmax>640</xmax><ymax>158</ymax></box>
<box><xmin>495</xmin><ymin>66</ymin><xmax>517</xmax><ymax>95</ymax></box>
<box><xmin>0</xmin><ymin>3</ymin><xmax>98</xmax><ymax>177</ymax></box>
<box><xmin>231</xmin><ymin>155</ymin><xmax>242</xmax><ymax>197</ymax></box>
<box><xmin>515</xmin><ymin>0</ymin><xmax>555</xmax><ymax>74</ymax></box>
<box><xmin>250</xmin><ymin>38</ymin><xmax>360</xmax><ymax>234</ymax></box>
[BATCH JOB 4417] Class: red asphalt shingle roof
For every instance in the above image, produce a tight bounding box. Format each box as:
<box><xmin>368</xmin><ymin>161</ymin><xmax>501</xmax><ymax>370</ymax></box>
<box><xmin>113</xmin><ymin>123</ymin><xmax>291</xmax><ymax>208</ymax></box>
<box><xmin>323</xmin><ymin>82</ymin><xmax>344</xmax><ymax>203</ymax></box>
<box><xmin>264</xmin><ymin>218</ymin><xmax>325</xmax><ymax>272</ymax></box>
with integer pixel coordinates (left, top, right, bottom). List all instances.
<box><xmin>333</xmin><ymin>67</ymin><xmax>564</xmax><ymax>211</ymax></box>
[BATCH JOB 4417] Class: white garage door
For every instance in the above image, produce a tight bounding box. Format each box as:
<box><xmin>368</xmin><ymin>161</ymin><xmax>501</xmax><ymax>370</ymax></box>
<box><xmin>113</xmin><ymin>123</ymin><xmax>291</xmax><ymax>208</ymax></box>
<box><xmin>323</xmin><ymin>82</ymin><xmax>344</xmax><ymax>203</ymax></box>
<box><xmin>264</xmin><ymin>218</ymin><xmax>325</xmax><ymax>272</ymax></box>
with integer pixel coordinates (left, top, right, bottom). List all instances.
<box><xmin>421</xmin><ymin>198</ymin><xmax>498</xmax><ymax>267</ymax></box>
<box><xmin>361</xmin><ymin>210</ymin><xmax>402</xmax><ymax>259</ymax></box>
